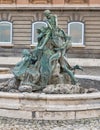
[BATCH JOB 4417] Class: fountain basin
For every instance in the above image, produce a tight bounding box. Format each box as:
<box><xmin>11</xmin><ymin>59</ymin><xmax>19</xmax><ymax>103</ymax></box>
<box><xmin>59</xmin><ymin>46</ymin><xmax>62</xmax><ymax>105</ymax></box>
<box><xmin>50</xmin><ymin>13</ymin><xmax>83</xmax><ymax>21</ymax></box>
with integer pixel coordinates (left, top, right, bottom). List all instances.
<box><xmin>0</xmin><ymin>92</ymin><xmax>99</xmax><ymax>120</ymax></box>
<box><xmin>76</xmin><ymin>75</ymin><xmax>100</xmax><ymax>90</ymax></box>
<box><xmin>0</xmin><ymin>74</ymin><xmax>100</xmax><ymax>90</ymax></box>
<box><xmin>0</xmin><ymin>73</ymin><xmax>99</xmax><ymax>120</ymax></box>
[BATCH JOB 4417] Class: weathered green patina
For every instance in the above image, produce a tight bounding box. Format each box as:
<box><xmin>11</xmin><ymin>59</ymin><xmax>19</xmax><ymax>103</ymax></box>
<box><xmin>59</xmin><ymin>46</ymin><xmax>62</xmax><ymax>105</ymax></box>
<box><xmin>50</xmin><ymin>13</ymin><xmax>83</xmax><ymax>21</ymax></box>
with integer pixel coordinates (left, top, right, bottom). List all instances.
<box><xmin>12</xmin><ymin>10</ymin><xmax>82</xmax><ymax>91</ymax></box>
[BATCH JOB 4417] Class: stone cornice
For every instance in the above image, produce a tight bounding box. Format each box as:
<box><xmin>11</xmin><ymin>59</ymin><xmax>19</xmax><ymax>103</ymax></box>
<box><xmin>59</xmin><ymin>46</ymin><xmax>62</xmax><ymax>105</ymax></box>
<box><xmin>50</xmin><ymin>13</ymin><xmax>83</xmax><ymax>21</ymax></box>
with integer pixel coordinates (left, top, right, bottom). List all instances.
<box><xmin>0</xmin><ymin>4</ymin><xmax>100</xmax><ymax>10</ymax></box>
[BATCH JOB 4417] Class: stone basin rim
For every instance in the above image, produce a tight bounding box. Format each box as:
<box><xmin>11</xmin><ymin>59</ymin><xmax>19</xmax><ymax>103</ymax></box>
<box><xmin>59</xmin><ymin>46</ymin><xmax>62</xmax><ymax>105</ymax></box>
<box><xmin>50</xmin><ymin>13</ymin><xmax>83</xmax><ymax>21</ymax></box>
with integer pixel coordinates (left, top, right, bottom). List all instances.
<box><xmin>0</xmin><ymin>92</ymin><xmax>99</xmax><ymax>120</ymax></box>
<box><xmin>0</xmin><ymin>91</ymin><xmax>100</xmax><ymax>100</ymax></box>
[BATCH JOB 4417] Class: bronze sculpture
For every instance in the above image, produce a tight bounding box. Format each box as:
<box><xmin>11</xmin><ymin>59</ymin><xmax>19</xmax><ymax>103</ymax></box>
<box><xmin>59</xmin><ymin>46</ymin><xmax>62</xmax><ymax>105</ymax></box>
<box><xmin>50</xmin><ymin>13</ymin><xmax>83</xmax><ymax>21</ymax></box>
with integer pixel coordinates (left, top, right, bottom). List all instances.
<box><xmin>0</xmin><ymin>10</ymin><xmax>83</xmax><ymax>93</ymax></box>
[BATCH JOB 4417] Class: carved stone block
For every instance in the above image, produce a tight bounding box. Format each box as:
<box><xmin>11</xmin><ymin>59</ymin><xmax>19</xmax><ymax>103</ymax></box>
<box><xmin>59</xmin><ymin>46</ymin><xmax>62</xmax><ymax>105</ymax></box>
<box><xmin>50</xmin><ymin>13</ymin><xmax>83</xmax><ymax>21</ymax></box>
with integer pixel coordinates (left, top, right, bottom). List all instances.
<box><xmin>29</xmin><ymin>0</ymin><xmax>51</xmax><ymax>4</ymax></box>
<box><xmin>0</xmin><ymin>0</ymin><xmax>15</xmax><ymax>4</ymax></box>
<box><xmin>65</xmin><ymin>0</ymin><xmax>88</xmax><ymax>4</ymax></box>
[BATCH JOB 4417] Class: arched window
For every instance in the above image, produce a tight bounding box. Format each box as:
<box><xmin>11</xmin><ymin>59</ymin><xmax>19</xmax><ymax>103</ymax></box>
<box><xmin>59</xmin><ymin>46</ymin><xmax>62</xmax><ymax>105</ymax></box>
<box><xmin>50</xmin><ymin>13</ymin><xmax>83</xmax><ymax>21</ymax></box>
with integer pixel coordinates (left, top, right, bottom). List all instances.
<box><xmin>68</xmin><ymin>22</ymin><xmax>84</xmax><ymax>46</ymax></box>
<box><xmin>0</xmin><ymin>21</ymin><xmax>12</xmax><ymax>44</ymax></box>
<box><xmin>32</xmin><ymin>21</ymin><xmax>47</xmax><ymax>46</ymax></box>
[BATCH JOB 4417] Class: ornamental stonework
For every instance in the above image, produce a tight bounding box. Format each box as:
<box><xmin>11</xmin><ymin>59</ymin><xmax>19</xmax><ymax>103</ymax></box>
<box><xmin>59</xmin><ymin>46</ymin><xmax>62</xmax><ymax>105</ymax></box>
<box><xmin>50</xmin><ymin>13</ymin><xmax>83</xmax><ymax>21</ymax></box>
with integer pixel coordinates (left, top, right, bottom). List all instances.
<box><xmin>0</xmin><ymin>0</ymin><xmax>16</xmax><ymax>4</ymax></box>
<box><xmin>65</xmin><ymin>0</ymin><xmax>88</xmax><ymax>4</ymax></box>
<box><xmin>29</xmin><ymin>0</ymin><xmax>52</xmax><ymax>4</ymax></box>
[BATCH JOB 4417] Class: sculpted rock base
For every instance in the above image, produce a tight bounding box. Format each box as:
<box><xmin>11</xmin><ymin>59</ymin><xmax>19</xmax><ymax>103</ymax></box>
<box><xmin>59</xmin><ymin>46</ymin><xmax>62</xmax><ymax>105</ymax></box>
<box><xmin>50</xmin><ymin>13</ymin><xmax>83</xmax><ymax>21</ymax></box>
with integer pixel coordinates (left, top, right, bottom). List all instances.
<box><xmin>18</xmin><ymin>85</ymin><xmax>33</xmax><ymax>93</ymax></box>
<box><xmin>43</xmin><ymin>84</ymin><xmax>83</xmax><ymax>94</ymax></box>
<box><xmin>43</xmin><ymin>84</ymin><xmax>99</xmax><ymax>94</ymax></box>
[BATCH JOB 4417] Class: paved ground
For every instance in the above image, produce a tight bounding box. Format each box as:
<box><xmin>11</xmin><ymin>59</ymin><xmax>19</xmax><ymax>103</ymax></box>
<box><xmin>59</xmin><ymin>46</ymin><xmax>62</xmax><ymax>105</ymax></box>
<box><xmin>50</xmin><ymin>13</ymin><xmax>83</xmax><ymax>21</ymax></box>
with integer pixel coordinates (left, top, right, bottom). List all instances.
<box><xmin>0</xmin><ymin>117</ymin><xmax>99</xmax><ymax>130</ymax></box>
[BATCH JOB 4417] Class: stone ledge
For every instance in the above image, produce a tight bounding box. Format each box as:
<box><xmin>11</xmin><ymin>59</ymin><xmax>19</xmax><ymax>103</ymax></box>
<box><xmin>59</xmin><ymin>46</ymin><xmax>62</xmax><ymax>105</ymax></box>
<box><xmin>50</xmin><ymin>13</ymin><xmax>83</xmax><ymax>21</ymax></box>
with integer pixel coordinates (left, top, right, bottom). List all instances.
<box><xmin>67</xmin><ymin>58</ymin><xmax>100</xmax><ymax>67</ymax></box>
<box><xmin>0</xmin><ymin>57</ymin><xmax>100</xmax><ymax>67</ymax></box>
<box><xmin>0</xmin><ymin>91</ymin><xmax>100</xmax><ymax>100</ymax></box>
<box><xmin>0</xmin><ymin>4</ymin><xmax>100</xmax><ymax>10</ymax></box>
<box><xmin>0</xmin><ymin>57</ymin><xmax>21</xmax><ymax>65</ymax></box>
<box><xmin>46</xmin><ymin>104</ymin><xmax>100</xmax><ymax>111</ymax></box>
<box><xmin>76</xmin><ymin>75</ymin><xmax>100</xmax><ymax>81</ymax></box>
<box><xmin>0</xmin><ymin>74</ymin><xmax>13</xmax><ymax>79</ymax></box>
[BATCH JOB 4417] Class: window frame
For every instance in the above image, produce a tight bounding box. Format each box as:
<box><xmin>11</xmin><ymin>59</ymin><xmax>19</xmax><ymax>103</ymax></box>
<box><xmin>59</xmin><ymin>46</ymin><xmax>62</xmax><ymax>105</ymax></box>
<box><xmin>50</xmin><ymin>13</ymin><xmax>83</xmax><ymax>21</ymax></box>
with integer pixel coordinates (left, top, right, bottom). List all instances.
<box><xmin>68</xmin><ymin>22</ymin><xmax>84</xmax><ymax>46</ymax></box>
<box><xmin>32</xmin><ymin>21</ymin><xmax>47</xmax><ymax>46</ymax></box>
<box><xmin>0</xmin><ymin>21</ymin><xmax>12</xmax><ymax>44</ymax></box>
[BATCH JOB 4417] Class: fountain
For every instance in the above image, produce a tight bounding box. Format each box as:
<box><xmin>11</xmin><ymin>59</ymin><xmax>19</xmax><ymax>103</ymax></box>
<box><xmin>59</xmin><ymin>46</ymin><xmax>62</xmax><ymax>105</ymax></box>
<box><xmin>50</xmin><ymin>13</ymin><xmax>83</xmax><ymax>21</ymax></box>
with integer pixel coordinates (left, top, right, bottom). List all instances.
<box><xmin>0</xmin><ymin>10</ymin><xmax>99</xmax><ymax>130</ymax></box>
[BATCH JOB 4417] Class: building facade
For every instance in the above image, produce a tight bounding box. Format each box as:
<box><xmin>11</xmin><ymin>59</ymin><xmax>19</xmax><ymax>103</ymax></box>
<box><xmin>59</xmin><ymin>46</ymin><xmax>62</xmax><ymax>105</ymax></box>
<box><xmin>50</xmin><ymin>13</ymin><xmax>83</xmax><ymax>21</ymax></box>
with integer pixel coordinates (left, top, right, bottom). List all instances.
<box><xmin>0</xmin><ymin>0</ymin><xmax>100</xmax><ymax>58</ymax></box>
